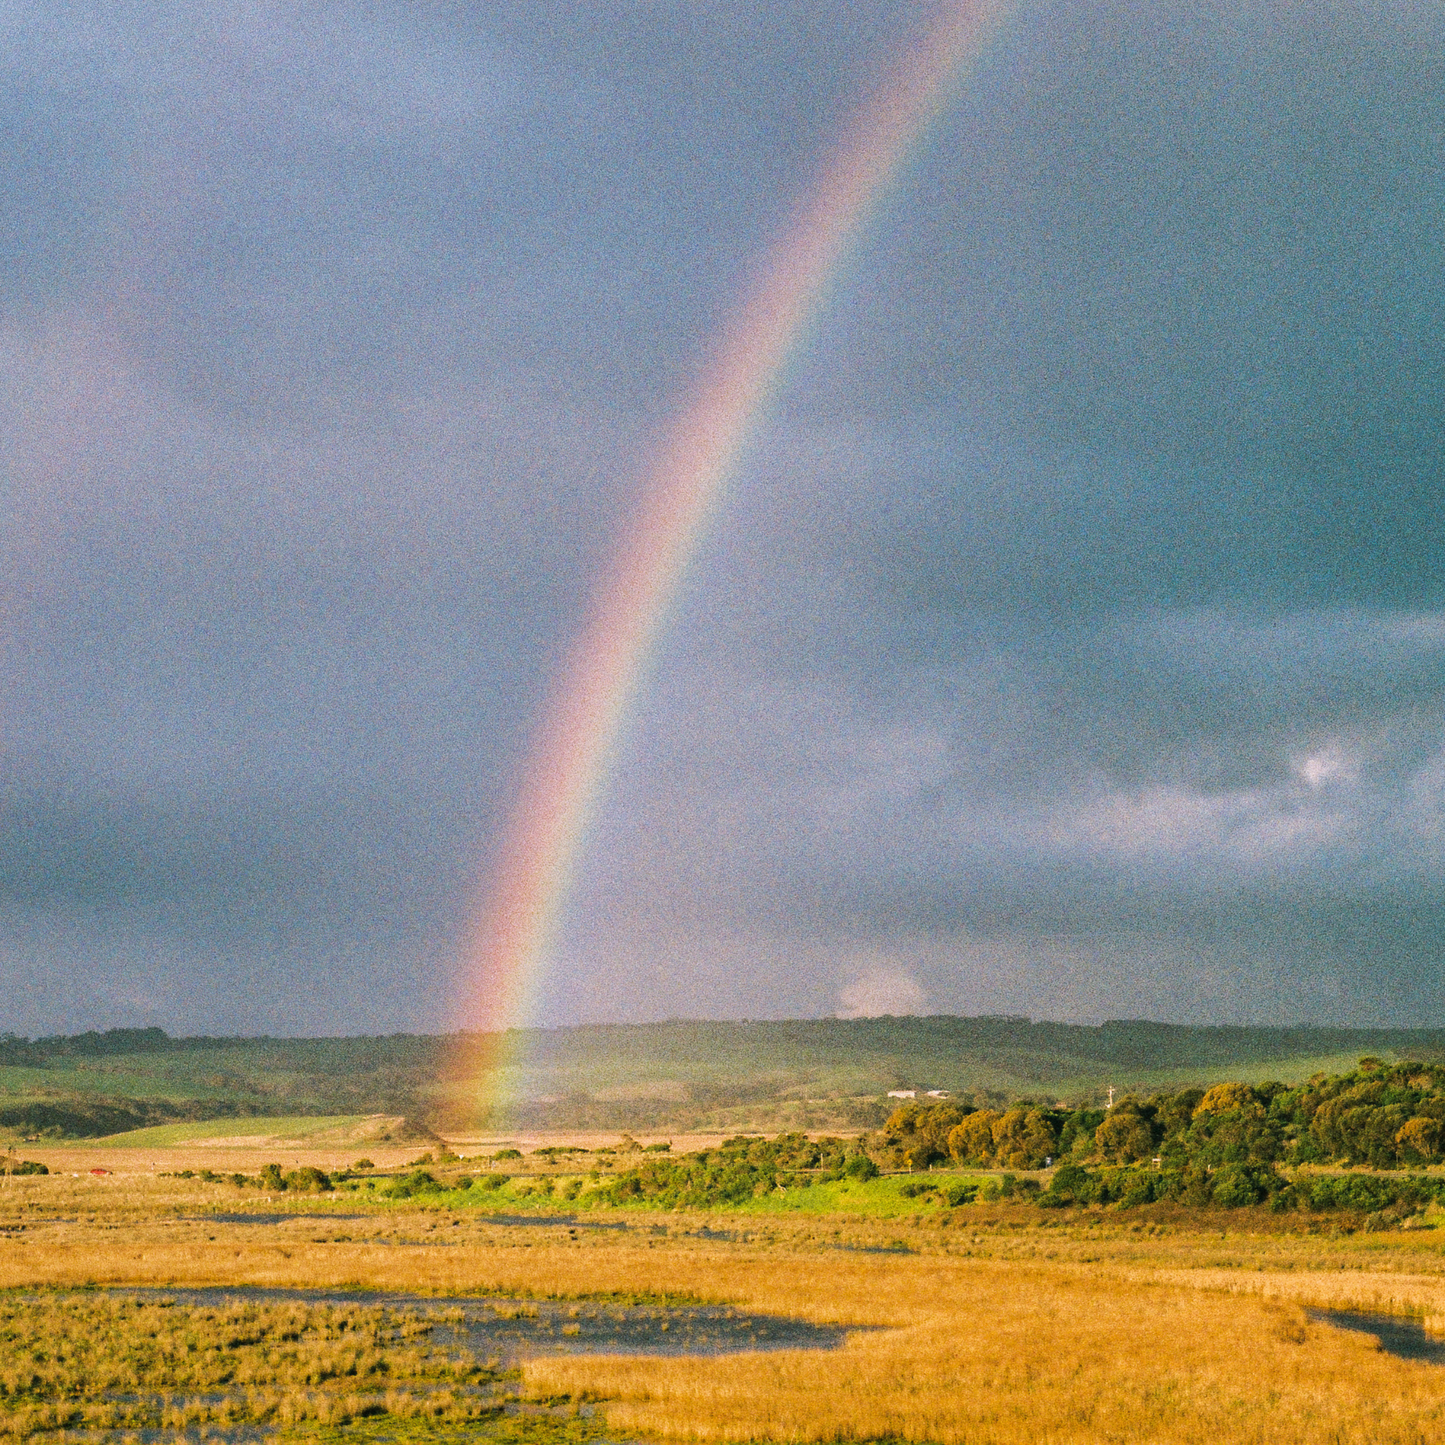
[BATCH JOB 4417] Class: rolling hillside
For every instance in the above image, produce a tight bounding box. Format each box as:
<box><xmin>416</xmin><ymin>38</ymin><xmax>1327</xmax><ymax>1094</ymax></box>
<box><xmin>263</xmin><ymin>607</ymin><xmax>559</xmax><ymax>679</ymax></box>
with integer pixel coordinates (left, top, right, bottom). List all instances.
<box><xmin>3</xmin><ymin>1017</ymin><xmax>1444</xmax><ymax>1138</ymax></box>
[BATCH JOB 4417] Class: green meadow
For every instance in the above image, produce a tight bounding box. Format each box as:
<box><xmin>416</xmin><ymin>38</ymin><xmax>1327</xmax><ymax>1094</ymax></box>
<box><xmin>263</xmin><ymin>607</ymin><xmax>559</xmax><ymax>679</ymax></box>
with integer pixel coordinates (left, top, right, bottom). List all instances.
<box><xmin>5</xmin><ymin>1017</ymin><xmax>1445</xmax><ymax>1140</ymax></box>
<box><xmin>72</xmin><ymin>1114</ymin><xmax>391</xmax><ymax>1150</ymax></box>
<box><xmin>351</xmin><ymin>1166</ymin><xmax>995</xmax><ymax>1222</ymax></box>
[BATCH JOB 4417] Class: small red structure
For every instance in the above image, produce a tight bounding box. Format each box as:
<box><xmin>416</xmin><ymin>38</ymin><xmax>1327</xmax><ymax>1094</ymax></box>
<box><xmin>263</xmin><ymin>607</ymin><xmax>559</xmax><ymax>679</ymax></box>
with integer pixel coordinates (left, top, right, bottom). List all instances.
<box><xmin>89</xmin><ymin>1168</ymin><xmax>112</xmax><ymax>1176</ymax></box>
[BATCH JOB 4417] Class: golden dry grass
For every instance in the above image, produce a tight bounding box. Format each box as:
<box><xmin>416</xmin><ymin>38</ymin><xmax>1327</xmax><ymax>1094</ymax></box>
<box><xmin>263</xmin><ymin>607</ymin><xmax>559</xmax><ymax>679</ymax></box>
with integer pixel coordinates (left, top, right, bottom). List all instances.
<box><xmin>4</xmin><ymin>1173</ymin><xmax>1445</xmax><ymax>1442</ymax></box>
<box><xmin>0</xmin><ymin>1293</ymin><xmax>496</xmax><ymax>1440</ymax></box>
<box><xmin>514</xmin><ymin>1241</ymin><xmax>1445</xmax><ymax>1445</ymax></box>
<box><xmin>525</xmin><ymin>1271</ymin><xmax>1445</xmax><ymax>1445</ymax></box>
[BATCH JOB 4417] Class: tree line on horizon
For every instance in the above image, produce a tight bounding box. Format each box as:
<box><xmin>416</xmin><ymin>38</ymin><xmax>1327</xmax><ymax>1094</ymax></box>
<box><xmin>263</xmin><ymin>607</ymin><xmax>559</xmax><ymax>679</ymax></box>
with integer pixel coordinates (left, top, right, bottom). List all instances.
<box><xmin>878</xmin><ymin>1057</ymin><xmax>1445</xmax><ymax>1213</ymax></box>
<box><xmin>573</xmin><ymin>1060</ymin><xmax>1445</xmax><ymax>1218</ymax></box>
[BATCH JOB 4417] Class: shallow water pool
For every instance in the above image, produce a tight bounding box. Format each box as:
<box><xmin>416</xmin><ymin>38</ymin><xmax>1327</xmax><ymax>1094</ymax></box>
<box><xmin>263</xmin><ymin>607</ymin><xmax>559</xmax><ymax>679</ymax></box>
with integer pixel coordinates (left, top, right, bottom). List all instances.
<box><xmin>113</xmin><ymin>1285</ymin><xmax>851</xmax><ymax>1360</ymax></box>
<box><xmin>1308</xmin><ymin>1308</ymin><xmax>1445</xmax><ymax>1364</ymax></box>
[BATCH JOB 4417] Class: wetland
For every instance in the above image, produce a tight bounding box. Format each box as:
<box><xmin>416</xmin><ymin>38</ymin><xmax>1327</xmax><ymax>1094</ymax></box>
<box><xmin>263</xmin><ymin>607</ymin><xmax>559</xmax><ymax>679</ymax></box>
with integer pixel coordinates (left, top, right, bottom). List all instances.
<box><xmin>5</xmin><ymin>1164</ymin><xmax>1445</xmax><ymax>1445</ymax></box>
<box><xmin>11</xmin><ymin>1064</ymin><xmax>1445</xmax><ymax>1445</ymax></box>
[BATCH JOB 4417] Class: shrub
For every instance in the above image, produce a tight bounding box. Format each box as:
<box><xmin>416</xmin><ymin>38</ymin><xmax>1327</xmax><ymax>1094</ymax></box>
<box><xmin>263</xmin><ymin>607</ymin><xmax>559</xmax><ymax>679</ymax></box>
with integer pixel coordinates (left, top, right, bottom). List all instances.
<box><xmin>1118</xmin><ymin>1174</ymin><xmax>1158</xmax><ymax>1209</ymax></box>
<box><xmin>1095</xmin><ymin>1105</ymin><xmax>1156</xmax><ymax>1164</ymax></box>
<box><xmin>388</xmin><ymin>1170</ymin><xmax>442</xmax><ymax>1199</ymax></box>
<box><xmin>1041</xmin><ymin>1162</ymin><xmax>1096</xmax><ymax>1207</ymax></box>
<box><xmin>844</xmin><ymin>1155</ymin><xmax>879</xmax><ymax>1181</ymax></box>
<box><xmin>1211</xmin><ymin>1163</ymin><xmax>1270</xmax><ymax>1208</ymax></box>
<box><xmin>979</xmin><ymin>1174</ymin><xmax>1030</xmax><ymax>1202</ymax></box>
<box><xmin>284</xmin><ymin>1166</ymin><xmax>332</xmax><ymax>1193</ymax></box>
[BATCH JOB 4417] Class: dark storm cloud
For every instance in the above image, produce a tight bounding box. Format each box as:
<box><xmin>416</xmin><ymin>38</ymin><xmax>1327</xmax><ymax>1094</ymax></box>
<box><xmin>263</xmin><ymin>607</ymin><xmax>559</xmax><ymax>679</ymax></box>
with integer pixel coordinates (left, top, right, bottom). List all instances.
<box><xmin>558</xmin><ymin>416</ymin><xmax>1445</xmax><ymax>1024</ymax></box>
<box><xmin>0</xmin><ymin>1</ymin><xmax>938</xmax><ymax>413</ymax></box>
<box><xmin>544</xmin><ymin>0</ymin><xmax>1445</xmax><ymax>1028</ymax></box>
<box><xmin>826</xmin><ymin>1</ymin><xmax>1445</xmax><ymax>470</ymax></box>
<box><xmin>0</xmin><ymin>1</ymin><xmax>953</xmax><ymax>1031</ymax></box>
<box><xmin>3</xmin><ymin>0</ymin><xmax>1443</xmax><ymax>1032</ymax></box>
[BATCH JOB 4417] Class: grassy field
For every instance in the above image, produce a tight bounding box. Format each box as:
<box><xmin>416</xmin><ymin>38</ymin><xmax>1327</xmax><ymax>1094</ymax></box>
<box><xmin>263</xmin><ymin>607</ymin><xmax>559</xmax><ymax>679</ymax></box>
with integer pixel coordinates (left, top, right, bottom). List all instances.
<box><xmin>72</xmin><ymin>1113</ymin><xmax>418</xmax><ymax>1150</ymax></box>
<box><xmin>8</xmin><ymin>1017</ymin><xmax>1445</xmax><ymax>1139</ymax></box>
<box><xmin>4</xmin><ymin>1160</ymin><xmax>1445</xmax><ymax>1444</ymax></box>
<box><xmin>7</xmin><ymin>1040</ymin><xmax>1445</xmax><ymax>1441</ymax></box>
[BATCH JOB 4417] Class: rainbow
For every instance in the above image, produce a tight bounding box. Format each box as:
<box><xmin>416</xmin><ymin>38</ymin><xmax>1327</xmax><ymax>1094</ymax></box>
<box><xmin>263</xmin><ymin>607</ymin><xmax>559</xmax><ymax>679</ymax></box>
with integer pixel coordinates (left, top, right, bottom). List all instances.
<box><xmin>459</xmin><ymin>1</ymin><xmax>1004</xmax><ymax>1107</ymax></box>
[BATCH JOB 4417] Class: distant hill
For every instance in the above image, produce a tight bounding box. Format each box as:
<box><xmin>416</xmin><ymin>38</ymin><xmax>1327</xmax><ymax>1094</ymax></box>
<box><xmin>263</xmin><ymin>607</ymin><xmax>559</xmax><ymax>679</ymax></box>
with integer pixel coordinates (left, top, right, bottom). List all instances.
<box><xmin>1</xmin><ymin>1017</ymin><xmax>1443</xmax><ymax>1137</ymax></box>
<box><xmin>484</xmin><ymin>1016</ymin><xmax>1445</xmax><ymax>1132</ymax></box>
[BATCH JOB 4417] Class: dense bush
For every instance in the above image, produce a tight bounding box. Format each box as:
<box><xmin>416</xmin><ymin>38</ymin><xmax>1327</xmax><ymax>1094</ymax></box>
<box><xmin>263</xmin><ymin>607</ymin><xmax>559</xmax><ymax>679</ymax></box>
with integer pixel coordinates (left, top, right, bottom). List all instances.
<box><xmin>890</xmin><ymin>1059</ymin><xmax>1445</xmax><ymax>1215</ymax></box>
<box><xmin>286</xmin><ymin>1166</ymin><xmax>333</xmax><ymax>1193</ymax></box>
<box><xmin>587</xmin><ymin>1133</ymin><xmax>855</xmax><ymax>1208</ymax></box>
<box><xmin>882</xmin><ymin>1100</ymin><xmax>1075</xmax><ymax>1171</ymax></box>
<box><xmin>387</xmin><ymin>1170</ymin><xmax>443</xmax><ymax>1199</ymax></box>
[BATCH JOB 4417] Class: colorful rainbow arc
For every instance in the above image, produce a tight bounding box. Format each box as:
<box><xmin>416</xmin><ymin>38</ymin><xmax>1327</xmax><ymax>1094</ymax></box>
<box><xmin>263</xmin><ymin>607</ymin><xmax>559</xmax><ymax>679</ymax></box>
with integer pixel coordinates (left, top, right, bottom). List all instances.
<box><xmin>460</xmin><ymin>1</ymin><xmax>1003</xmax><ymax>1093</ymax></box>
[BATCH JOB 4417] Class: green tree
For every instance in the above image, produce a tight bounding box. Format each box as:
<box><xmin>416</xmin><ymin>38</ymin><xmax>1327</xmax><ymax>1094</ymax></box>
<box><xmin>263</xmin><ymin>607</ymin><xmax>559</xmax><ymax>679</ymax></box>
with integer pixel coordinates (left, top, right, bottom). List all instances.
<box><xmin>947</xmin><ymin>1110</ymin><xmax>999</xmax><ymax>1166</ymax></box>
<box><xmin>991</xmin><ymin>1108</ymin><xmax>1057</xmax><ymax>1169</ymax></box>
<box><xmin>883</xmin><ymin>1102</ymin><xmax>966</xmax><ymax>1169</ymax></box>
<box><xmin>1094</xmin><ymin>1104</ymin><xmax>1156</xmax><ymax>1163</ymax></box>
<box><xmin>1396</xmin><ymin>1116</ymin><xmax>1444</xmax><ymax>1163</ymax></box>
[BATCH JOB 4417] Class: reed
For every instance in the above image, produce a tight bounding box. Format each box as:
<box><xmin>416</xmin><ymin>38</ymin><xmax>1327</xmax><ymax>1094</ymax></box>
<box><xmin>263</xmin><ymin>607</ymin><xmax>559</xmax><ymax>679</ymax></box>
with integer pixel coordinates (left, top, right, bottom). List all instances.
<box><xmin>523</xmin><ymin>1264</ymin><xmax>1445</xmax><ymax>1445</ymax></box>
<box><xmin>5</xmin><ymin>1173</ymin><xmax>1445</xmax><ymax>1443</ymax></box>
<box><xmin>0</xmin><ymin>1294</ymin><xmax>500</xmax><ymax>1440</ymax></box>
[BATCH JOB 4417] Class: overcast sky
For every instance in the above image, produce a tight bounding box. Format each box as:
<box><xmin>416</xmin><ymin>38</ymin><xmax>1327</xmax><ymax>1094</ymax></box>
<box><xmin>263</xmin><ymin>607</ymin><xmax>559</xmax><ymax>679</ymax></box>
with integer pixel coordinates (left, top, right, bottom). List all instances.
<box><xmin>2</xmin><ymin>0</ymin><xmax>1443</xmax><ymax>1035</ymax></box>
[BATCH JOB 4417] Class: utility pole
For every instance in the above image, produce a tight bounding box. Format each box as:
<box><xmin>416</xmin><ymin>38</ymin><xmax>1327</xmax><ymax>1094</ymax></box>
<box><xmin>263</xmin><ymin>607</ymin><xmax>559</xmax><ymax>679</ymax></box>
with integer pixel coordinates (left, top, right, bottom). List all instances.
<box><xmin>1107</xmin><ymin>1086</ymin><xmax>1115</xmax><ymax>1110</ymax></box>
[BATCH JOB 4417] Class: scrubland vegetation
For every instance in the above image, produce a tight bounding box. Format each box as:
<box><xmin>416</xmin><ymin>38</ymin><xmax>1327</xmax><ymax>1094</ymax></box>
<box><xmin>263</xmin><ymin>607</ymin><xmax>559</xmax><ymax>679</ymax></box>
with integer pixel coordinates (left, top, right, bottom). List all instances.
<box><xmin>872</xmin><ymin>1057</ymin><xmax>1445</xmax><ymax>1220</ymax></box>
<box><xmin>63</xmin><ymin>1056</ymin><xmax>1445</xmax><ymax>1227</ymax></box>
<box><xmin>390</xmin><ymin>1058</ymin><xmax>1445</xmax><ymax>1223</ymax></box>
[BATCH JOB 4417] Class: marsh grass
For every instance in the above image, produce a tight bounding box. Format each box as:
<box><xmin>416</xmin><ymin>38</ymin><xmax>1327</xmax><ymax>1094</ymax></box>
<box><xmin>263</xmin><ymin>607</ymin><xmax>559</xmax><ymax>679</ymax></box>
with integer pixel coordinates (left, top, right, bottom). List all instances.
<box><xmin>524</xmin><ymin>1274</ymin><xmax>1445</xmax><ymax>1445</ymax></box>
<box><xmin>5</xmin><ymin>1173</ymin><xmax>1445</xmax><ymax>1442</ymax></box>
<box><xmin>0</xmin><ymin>1293</ymin><xmax>502</xmax><ymax>1440</ymax></box>
<box><xmin>288</xmin><ymin>1405</ymin><xmax>610</xmax><ymax>1445</ymax></box>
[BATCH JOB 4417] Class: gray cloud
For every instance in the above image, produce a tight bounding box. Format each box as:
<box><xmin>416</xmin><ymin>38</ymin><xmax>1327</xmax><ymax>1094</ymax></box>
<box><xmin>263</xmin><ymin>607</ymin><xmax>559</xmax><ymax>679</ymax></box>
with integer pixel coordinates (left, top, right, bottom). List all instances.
<box><xmin>552</xmin><ymin>412</ymin><xmax>1445</xmax><ymax>1026</ymax></box>
<box><xmin>2</xmin><ymin>1</ymin><xmax>1443</xmax><ymax>1033</ymax></box>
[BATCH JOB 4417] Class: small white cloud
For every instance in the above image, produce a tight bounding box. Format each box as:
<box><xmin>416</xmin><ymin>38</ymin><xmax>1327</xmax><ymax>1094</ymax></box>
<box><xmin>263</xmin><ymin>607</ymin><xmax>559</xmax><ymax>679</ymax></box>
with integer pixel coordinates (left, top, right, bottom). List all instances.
<box><xmin>1297</xmin><ymin>744</ymin><xmax>1357</xmax><ymax>790</ymax></box>
<box><xmin>836</xmin><ymin>965</ymin><xmax>927</xmax><ymax>1019</ymax></box>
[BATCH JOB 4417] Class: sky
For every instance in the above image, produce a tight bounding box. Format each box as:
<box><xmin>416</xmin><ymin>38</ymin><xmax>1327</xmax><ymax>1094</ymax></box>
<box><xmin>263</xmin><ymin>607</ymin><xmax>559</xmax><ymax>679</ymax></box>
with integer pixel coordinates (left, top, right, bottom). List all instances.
<box><xmin>2</xmin><ymin>0</ymin><xmax>1444</xmax><ymax>1036</ymax></box>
